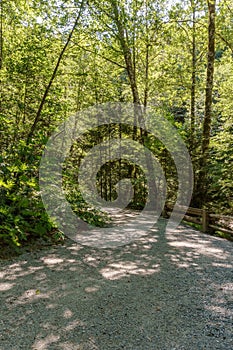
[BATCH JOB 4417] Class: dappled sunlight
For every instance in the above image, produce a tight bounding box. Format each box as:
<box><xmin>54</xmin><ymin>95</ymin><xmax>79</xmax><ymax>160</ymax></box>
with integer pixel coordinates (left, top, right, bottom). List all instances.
<box><xmin>40</xmin><ymin>256</ymin><xmax>64</xmax><ymax>265</ymax></box>
<box><xmin>85</xmin><ymin>285</ymin><xmax>100</xmax><ymax>293</ymax></box>
<box><xmin>135</xmin><ymin>235</ymin><xmax>158</xmax><ymax>244</ymax></box>
<box><xmin>202</xmin><ymin>282</ymin><xmax>233</xmax><ymax>341</ymax></box>
<box><xmin>0</xmin><ymin>221</ymin><xmax>232</xmax><ymax>349</ymax></box>
<box><xmin>54</xmin><ymin>338</ymin><xmax>100</xmax><ymax>350</ymax></box>
<box><xmin>45</xmin><ymin>303</ymin><xmax>58</xmax><ymax>310</ymax></box>
<box><xmin>205</xmin><ymin>282</ymin><xmax>233</xmax><ymax>315</ymax></box>
<box><xmin>40</xmin><ymin>254</ymin><xmax>82</xmax><ymax>266</ymax></box>
<box><xmin>169</xmin><ymin>240</ymin><xmax>228</xmax><ymax>258</ymax></box>
<box><xmin>166</xmin><ymin>226</ymin><xmax>232</xmax><ymax>269</ymax></box>
<box><xmin>0</xmin><ymin>282</ymin><xmax>15</xmax><ymax>291</ymax></box>
<box><xmin>212</xmin><ymin>262</ymin><xmax>233</xmax><ymax>268</ymax></box>
<box><xmin>205</xmin><ymin>303</ymin><xmax>233</xmax><ymax>316</ymax></box>
<box><xmin>0</xmin><ymin>261</ymin><xmax>25</xmax><ymax>278</ymax></box>
<box><xmin>13</xmin><ymin>288</ymin><xmax>53</xmax><ymax>306</ymax></box>
<box><xmin>32</xmin><ymin>334</ymin><xmax>60</xmax><ymax>350</ymax></box>
<box><xmin>66</xmin><ymin>244</ymin><xmax>83</xmax><ymax>255</ymax></box>
<box><xmin>63</xmin><ymin>308</ymin><xmax>73</xmax><ymax>319</ymax></box>
<box><xmin>64</xmin><ymin>319</ymin><xmax>86</xmax><ymax>332</ymax></box>
<box><xmin>100</xmin><ymin>261</ymin><xmax>160</xmax><ymax>280</ymax></box>
<box><xmin>168</xmin><ymin>252</ymin><xmax>201</xmax><ymax>269</ymax></box>
<box><xmin>34</xmin><ymin>271</ymin><xmax>48</xmax><ymax>281</ymax></box>
<box><xmin>84</xmin><ymin>255</ymin><xmax>102</xmax><ymax>268</ymax></box>
<box><xmin>1</xmin><ymin>261</ymin><xmax>44</xmax><ymax>281</ymax></box>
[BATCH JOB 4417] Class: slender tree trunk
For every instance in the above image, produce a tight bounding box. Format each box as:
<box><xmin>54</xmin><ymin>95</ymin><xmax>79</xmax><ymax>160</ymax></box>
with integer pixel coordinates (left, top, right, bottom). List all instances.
<box><xmin>108</xmin><ymin>124</ymin><xmax>112</xmax><ymax>201</ymax></box>
<box><xmin>144</xmin><ymin>44</ymin><xmax>149</xmax><ymax>110</ymax></box>
<box><xmin>190</xmin><ymin>0</ymin><xmax>196</xmax><ymax>156</ymax></box>
<box><xmin>22</xmin><ymin>64</ymin><xmax>29</xmax><ymax>125</ymax></box>
<box><xmin>26</xmin><ymin>0</ymin><xmax>85</xmax><ymax>144</ymax></box>
<box><xmin>111</xmin><ymin>1</ymin><xmax>140</xmax><ymax>205</ymax></box>
<box><xmin>143</xmin><ymin>0</ymin><xmax>150</xmax><ymax>111</ymax></box>
<box><xmin>111</xmin><ymin>0</ymin><xmax>141</xmax><ymax>105</ymax></box>
<box><xmin>108</xmin><ymin>0</ymin><xmax>157</xmax><ymax>209</ymax></box>
<box><xmin>196</xmin><ymin>0</ymin><xmax>216</xmax><ymax>207</ymax></box>
<box><xmin>118</xmin><ymin>122</ymin><xmax>122</xmax><ymax>203</ymax></box>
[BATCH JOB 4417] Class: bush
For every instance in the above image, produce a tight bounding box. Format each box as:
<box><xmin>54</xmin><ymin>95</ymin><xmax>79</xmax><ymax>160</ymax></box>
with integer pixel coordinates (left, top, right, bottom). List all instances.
<box><xmin>0</xmin><ymin>154</ymin><xmax>57</xmax><ymax>249</ymax></box>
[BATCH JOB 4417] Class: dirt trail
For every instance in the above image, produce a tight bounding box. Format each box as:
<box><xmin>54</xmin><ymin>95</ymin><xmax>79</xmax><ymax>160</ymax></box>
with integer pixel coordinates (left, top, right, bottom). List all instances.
<box><xmin>0</xmin><ymin>219</ymin><xmax>232</xmax><ymax>349</ymax></box>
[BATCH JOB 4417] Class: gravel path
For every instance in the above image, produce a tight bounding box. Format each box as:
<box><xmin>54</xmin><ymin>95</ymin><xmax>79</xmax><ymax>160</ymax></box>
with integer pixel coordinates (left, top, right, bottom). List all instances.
<box><xmin>0</xmin><ymin>219</ymin><xmax>232</xmax><ymax>350</ymax></box>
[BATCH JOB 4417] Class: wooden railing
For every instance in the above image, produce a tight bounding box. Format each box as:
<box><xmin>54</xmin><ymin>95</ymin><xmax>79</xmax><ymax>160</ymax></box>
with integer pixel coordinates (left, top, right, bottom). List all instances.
<box><xmin>165</xmin><ymin>204</ymin><xmax>233</xmax><ymax>237</ymax></box>
<box><xmin>208</xmin><ymin>214</ymin><xmax>233</xmax><ymax>236</ymax></box>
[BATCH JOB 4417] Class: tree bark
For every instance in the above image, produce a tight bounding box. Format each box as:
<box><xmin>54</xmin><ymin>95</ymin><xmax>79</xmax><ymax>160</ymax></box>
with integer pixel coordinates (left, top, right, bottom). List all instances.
<box><xmin>111</xmin><ymin>0</ymin><xmax>141</xmax><ymax>105</ymax></box>
<box><xmin>196</xmin><ymin>0</ymin><xmax>216</xmax><ymax>207</ymax></box>
<box><xmin>190</xmin><ymin>0</ymin><xmax>196</xmax><ymax>156</ymax></box>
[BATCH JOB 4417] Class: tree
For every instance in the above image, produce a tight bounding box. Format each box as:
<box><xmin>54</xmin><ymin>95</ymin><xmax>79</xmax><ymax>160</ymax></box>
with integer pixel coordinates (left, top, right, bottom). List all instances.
<box><xmin>26</xmin><ymin>0</ymin><xmax>86</xmax><ymax>143</ymax></box>
<box><xmin>196</xmin><ymin>0</ymin><xmax>216</xmax><ymax>207</ymax></box>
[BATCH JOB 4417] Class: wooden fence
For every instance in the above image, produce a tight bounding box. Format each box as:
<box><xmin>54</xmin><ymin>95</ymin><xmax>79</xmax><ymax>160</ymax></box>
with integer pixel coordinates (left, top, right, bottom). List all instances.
<box><xmin>165</xmin><ymin>204</ymin><xmax>233</xmax><ymax>237</ymax></box>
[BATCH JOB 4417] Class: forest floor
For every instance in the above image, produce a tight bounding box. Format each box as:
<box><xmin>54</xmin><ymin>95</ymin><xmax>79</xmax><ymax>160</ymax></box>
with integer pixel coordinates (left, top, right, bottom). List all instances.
<box><xmin>0</xmin><ymin>216</ymin><xmax>232</xmax><ymax>350</ymax></box>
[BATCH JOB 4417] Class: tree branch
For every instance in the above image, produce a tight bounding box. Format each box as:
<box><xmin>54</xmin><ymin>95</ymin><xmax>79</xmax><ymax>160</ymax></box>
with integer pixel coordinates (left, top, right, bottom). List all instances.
<box><xmin>26</xmin><ymin>0</ymin><xmax>86</xmax><ymax>144</ymax></box>
<box><xmin>74</xmin><ymin>43</ymin><xmax>126</xmax><ymax>69</ymax></box>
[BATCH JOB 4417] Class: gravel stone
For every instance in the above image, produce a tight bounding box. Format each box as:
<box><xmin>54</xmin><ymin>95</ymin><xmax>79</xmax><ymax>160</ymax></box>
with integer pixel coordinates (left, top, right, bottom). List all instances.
<box><xmin>0</xmin><ymin>219</ymin><xmax>232</xmax><ymax>349</ymax></box>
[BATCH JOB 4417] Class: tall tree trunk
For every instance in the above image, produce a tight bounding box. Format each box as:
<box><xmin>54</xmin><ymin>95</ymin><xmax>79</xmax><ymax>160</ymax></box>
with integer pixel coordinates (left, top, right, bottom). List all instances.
<box><xmin>196</xmin><ymin>0</ymin><xmax>216</xmax><ymax>207</ymax></box>
<box><xmin>143</xmin><ymin>0</ymin><xmax>150</xmax><ymax>111</ymax></box>
<box><xmin>111</xmin><ymin>0</ymin><xmax>141</xmax><ymax>105</ymax></box>
<box><xmin>104</xmin><ymin>0</ymin><xmax>157</xmax><ymax>209</ymax></box>
<box><xmin>190</xmin><ymin>0</ymin><xmax>196</xmax><ymax>156</ymax></box>
<box><xmin>26</xmin><ymin>0</ymin><xmax>85</xmax><ymax>144</ymax></box>
<box><xmin>111</xmin><ymin>0</ymin><xmax>140</xmax><ymax>205</ymax></box>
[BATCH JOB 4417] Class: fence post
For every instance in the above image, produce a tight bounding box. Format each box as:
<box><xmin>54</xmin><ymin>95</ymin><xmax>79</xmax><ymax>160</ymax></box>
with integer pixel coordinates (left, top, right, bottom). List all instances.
<box><xmin>202</xmin><ymin>209</ymin><xmax>209</xmax><ymax>232</ymax></box>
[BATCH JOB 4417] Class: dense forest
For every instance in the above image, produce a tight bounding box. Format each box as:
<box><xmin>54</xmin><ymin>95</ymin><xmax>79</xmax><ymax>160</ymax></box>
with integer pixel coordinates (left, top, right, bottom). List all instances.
<box><xmin>0</xmin><ymin>0</ymin><xmax>232</xmax><ymax>250</ymax></box>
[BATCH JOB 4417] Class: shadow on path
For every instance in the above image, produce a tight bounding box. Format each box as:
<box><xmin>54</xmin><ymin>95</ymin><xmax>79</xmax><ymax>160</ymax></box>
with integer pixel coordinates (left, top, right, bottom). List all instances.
<box><xmin>0</xmin><ymin>219</ymin><xmax>232</xmax><ymax>349</ymax></box>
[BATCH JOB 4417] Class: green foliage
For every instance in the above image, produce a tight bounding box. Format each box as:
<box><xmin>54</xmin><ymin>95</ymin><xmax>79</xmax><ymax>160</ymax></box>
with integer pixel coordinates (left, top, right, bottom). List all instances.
<box><xmin>0</xmin><ymin>153</ymin><xmax>57</xmax><ymax>249</ymax></box>
<box><xmin>0</xmin><ymin>0</ymin><xmax>233</xmax><ymax>252</ymax></box>
<box><xmin>63</xmin><ymin>182</ymin><xmax>111</xmax><ymax>227</ymax></box>
<box><xmin>207</xmin><ymin>119</ymin><xmax>233</xmax><ymax>214</ymax></box>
